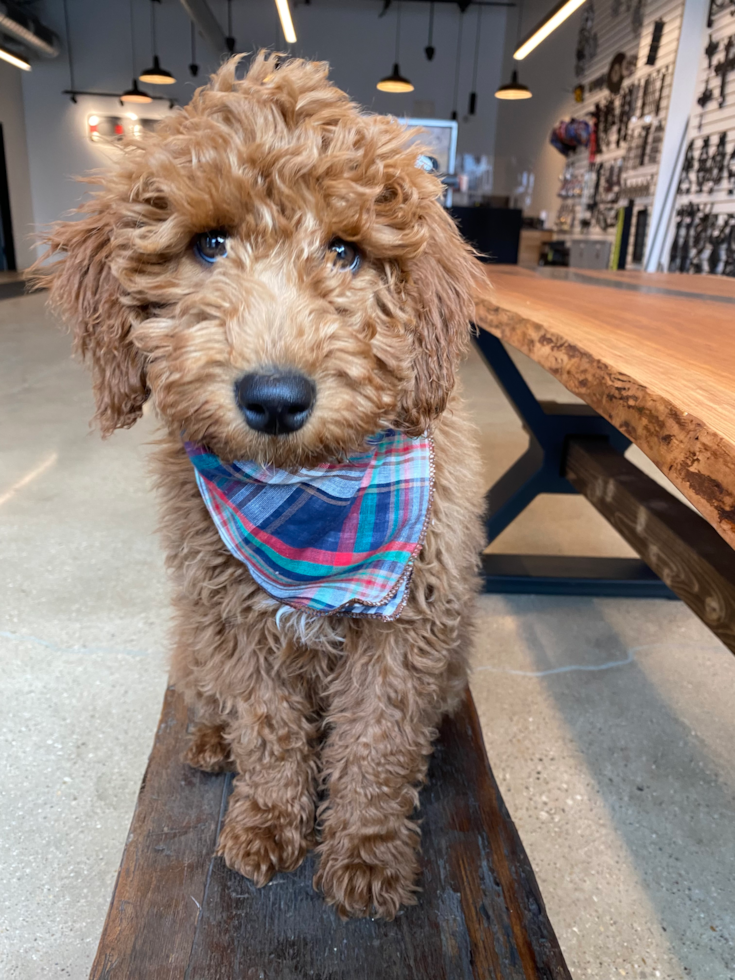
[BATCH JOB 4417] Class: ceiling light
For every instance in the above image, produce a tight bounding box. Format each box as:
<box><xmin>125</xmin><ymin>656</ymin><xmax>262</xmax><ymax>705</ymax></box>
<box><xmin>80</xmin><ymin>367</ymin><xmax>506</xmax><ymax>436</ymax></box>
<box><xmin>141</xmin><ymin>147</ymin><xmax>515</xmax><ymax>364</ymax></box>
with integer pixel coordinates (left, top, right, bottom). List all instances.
<box><xmin>139</xmin><ymin>0</ymin><xmax>176</xmax><ymax>84</ymax></box>
<box><xmin>275</xmin><ymin>0</ymin><xmax>297</xmax><ymax>44</ymax></box>
<box><xmin>377</xmin><ymin>1</ymin><xmax>413</xmax><ymax>93</ymax></box>
<box><xmin>377</xmin><ymin>64</ymin><xmax>414</xmax><ymax>93</ymax></box>
<box><xmin>0</xmin><ymin>46</ymin><xmax>31</xmax><ymax>70</ymax></box>
<box><xmin>121</xmin><ymin>78</ymin><xmax>153</xmax><ymax>104</ymax></box>
<box><xmin>514</xmin><ymin>0</ymin><xmax>588</xmax><ymax>60</ymax></box>
<box><xmin>495</xmin><ymin>70</ymin><xmax>532</xmax><ymax>99</ymax></box>
<box><xmin>139</xmin><ymin>54</ymin><xmax>175</xmax><ymax>84</ymax></box>
<box><xmin>88</xmin><ymin>115</ymin><xmax>99</xmax><ymax>126</ymax></box>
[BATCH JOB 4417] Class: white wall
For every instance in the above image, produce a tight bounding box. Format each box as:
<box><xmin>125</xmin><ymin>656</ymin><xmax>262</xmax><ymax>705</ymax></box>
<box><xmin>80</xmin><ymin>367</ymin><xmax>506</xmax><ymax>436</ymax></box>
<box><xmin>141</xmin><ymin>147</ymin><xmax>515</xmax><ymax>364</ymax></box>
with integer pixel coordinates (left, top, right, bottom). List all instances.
<box><xmin>0</xmin><ymin>59</ymin><xmax>35</xmax><ymax>269</ymax></box>
<box><xmin>492</xmin><ymin>0</ymin><xmax>583</xmax><ymax>218</ymax></box>
<box><xmin>20</xmin><ymin>0</ymin><xmax>508</xmax><ymax>241</ymax></box>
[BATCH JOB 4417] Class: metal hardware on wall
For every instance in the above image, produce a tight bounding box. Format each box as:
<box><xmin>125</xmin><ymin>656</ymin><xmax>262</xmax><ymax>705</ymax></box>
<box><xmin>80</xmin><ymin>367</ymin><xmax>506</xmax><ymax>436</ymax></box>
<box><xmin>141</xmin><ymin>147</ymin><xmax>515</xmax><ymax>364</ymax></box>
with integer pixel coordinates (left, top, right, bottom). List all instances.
<box><xmin>707</xmin><ymin>0</ymin><xmax>735</xmax><ymax>29</ymax></box>
<box><xmin>668</xmin><ymin>202</ymin><xmax>735</xmax><ymax>274</ymax></box>
<box><xmin>715</xmin><ymin>35</ymin><xmax>735</xmax><ymax>107</ymax></box>
<box><xmin>646</xmin><ymin>20</ymin><xmax>664</xmax><ymax>65</ymax></box>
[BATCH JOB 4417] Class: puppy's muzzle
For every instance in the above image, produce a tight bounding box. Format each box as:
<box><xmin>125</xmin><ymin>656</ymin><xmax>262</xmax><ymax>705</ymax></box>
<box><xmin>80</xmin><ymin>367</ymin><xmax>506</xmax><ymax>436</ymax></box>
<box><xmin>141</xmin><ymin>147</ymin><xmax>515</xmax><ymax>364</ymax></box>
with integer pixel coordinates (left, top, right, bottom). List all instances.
<box><xmin>235</xmin><ymin>371</ymin><xmax>316</xmax><ymax>435</ymax></box>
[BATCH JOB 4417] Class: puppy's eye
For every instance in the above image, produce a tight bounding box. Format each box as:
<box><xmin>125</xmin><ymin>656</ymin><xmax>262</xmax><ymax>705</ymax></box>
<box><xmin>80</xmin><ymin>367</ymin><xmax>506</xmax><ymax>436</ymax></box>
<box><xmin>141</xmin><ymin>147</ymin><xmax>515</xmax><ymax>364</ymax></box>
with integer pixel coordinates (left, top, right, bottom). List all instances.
<box><xmin>194</xmin><ymin>230</ymin><xmax>228</xmax><ymax>263</ymax></box>
<box><xmin>328</xmin><ymin>238</ymin><xmax>361</xmax><ymax>273</ymax></box>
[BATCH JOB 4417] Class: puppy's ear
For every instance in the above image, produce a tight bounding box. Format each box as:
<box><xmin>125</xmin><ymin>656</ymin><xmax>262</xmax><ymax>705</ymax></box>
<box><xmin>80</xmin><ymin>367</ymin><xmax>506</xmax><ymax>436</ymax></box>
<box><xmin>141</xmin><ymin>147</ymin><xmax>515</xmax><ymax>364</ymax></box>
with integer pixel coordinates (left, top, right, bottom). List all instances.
<box><xmin>35</xmin><ymin>207</ymin><xmax>148</xmax><ymax>436</ymax></box>
<box><xmin>397</xmin><ymin>202</ymin><xmax>480</xmax><ymax>436</ymax></box>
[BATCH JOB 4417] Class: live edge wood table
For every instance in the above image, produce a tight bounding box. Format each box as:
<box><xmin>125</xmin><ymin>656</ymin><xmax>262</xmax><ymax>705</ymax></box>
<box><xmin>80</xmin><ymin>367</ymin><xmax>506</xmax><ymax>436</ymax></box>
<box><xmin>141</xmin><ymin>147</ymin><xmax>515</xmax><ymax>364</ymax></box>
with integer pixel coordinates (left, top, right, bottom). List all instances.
<box><xmin>473</xmin><ymin>264</ymin><xmax>735</xmax><ymax>655</ymax></box>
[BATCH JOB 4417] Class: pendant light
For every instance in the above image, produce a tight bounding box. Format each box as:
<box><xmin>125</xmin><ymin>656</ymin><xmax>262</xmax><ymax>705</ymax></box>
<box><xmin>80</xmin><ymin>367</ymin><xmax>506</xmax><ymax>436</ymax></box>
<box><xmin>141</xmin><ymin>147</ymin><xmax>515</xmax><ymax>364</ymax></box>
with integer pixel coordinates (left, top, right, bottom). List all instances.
<box><xmin>496</xmin><ymin>0</ymin><xmax>532</xmax><ymax>100</ymax></box>
<box><xmin>425</xmin><ymin>1</ymin><xmax>435</xmax><ymax>61</ymax></box>
<box><xmin>140</xmin><ymin>0</ymin><xmax>176</xmax><ymax>84</ymax></box>
<box><xmin>468</xmin><ymin>4</ymin><xmax>482</xmax><ymax>114</ymax></box>
<box><xmin>121</xmin><ymin>78</ymin><xmax>154</xmax><ymax>103</ymax></box>
<box><xmin>121</xmin><ymin>0</ymin><xmax>152</xmax><ymax>104</ymax></box>
<box><xmin>451</xmin><ymin>6</ymin><xmax>464</xmax><ymax>120</ymax></box>
<box><xmin>377</xmin><ymin>2</ymin><xmax>413</xmax><ymax>93</ymax></box>
<box><xmin>225</xmin><ymin>0</ymin><xmax>235</xmax><ymax>53</ymax></box>
<box><xmin>189</xmin><ymin>21</ymin><xmax>199</xmax><ymax>77</ymax></box>
<box><xmin>495</xmin><ymin>69</ymin><xmax>532</xmax><ymax>99</ymax></box>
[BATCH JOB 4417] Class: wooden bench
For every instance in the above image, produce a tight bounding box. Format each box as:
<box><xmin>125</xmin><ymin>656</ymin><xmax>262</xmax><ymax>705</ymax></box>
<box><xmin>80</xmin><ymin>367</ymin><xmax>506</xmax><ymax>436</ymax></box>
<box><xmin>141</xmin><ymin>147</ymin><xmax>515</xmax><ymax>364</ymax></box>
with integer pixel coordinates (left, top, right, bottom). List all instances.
<box><xmin>88</xmin><ymin>686</ymin><xmax>571</xmax><ymax>979</ymax></box>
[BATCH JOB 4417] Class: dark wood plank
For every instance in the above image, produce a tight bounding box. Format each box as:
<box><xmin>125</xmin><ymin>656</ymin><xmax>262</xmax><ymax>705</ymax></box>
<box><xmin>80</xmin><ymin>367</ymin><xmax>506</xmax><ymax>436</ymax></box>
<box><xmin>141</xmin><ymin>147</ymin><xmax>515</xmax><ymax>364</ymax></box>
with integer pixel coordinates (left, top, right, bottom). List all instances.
<box><xmin>565</xmin><ymin>437</ymin><xmax>735</xmax><ymax>655</ymax></box>
<box><xmin>88</xmin><ymin>687</ymin><xmax>229</xmax><ymax>980</ymax></box>
<box><xmin>90</xmin><ymin>688</ymin><xmax>570</xmax><ymax>980</ymax></box>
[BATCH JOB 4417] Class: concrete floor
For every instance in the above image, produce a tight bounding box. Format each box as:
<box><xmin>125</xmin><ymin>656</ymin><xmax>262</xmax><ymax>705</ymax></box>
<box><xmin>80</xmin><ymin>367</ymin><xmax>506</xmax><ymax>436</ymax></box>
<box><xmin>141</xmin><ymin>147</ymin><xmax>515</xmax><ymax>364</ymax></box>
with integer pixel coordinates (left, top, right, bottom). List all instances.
<box><xmin>1</xmin><ymin>291</ymin><xmax>734</xmax><ymax>980</ymax></box>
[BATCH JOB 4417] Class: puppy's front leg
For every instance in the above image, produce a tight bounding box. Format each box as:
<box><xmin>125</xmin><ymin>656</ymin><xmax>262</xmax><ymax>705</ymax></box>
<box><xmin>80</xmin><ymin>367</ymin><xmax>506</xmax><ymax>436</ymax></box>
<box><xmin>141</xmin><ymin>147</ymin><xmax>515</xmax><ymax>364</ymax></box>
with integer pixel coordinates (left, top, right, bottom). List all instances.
<box><xmin>315</xmin><ymin>620</ymin><xmax>449</xmax><ymax>919</ymax></box>
<box><xmin>216</xmin><ymin>655</ymin><xmax>319</xmax><ymax>886</ymax></box>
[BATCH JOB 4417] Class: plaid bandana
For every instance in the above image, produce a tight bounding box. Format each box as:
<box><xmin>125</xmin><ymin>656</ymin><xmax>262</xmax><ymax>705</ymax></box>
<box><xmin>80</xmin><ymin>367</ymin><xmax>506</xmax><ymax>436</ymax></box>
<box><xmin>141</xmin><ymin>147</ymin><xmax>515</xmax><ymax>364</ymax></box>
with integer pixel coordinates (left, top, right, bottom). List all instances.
<box><xmin>184</xmin><ymin>431</ymin><xmax>434</xmax><ymax>620</ymax></box>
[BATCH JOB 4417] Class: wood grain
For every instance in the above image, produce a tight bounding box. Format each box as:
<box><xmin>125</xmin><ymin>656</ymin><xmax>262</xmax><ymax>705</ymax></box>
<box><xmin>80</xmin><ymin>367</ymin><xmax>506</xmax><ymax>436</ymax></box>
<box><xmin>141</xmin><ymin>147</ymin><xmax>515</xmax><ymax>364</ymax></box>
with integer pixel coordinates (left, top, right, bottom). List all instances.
<box><xmin>88</xmin><ymin>687</ymin><xmax>229</xmax><ymax>980</ymax></box>
<box><xmin>566</xmin><ymin>438</ymin><xmax>735</xmax><ymax>654</ymax></box>
<box><xmin>552</xmin><ymin>268</ymin><xmax>735</xmax><ymax>300</ymax></box>
<box><xmin>89</xmin><ymin>687</ymin><xmax>571</xmax><ymax>980</ymax></box>
<box><xmin>474</xmin><ymin>265</ymin><xmax>735</xmax><ymax>550</ymax></box>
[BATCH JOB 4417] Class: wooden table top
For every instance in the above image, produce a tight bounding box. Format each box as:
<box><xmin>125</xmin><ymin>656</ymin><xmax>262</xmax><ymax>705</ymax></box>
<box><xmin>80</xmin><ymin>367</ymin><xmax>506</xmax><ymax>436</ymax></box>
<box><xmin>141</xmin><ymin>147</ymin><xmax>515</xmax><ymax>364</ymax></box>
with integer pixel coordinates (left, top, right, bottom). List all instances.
<box><xmin>473</xmin><ymin>265</ymin><xmax>735</xmax><ymax>550</ymax></box>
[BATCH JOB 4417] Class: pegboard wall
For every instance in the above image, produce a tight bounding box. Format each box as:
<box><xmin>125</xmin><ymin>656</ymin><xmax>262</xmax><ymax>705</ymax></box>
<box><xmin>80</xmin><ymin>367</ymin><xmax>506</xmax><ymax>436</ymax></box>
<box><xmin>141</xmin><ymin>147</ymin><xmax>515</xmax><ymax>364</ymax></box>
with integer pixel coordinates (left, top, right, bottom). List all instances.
<box><xmin>667</xmin><ymin>1</ymin><xmax>735</xmax><ymax>274</ymax></box>
<box><xmin>554</xmin><ymin>0</ymin><xmax>685</xmax><ymax>267</ymax></box>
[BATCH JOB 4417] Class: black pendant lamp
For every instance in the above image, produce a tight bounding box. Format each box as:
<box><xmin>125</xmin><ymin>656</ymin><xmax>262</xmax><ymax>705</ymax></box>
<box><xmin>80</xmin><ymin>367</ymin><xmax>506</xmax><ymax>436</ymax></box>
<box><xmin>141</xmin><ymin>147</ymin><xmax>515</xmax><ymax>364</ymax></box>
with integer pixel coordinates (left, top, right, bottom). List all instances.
<box><xmin>496</xmin><ymin>0</ymin><xmax>532</xmax><ymax>100</ymax></box>
<box><xmin>225</xmin><ymin>0</ymin><xmax>235</xmax><ymax>53</ymax></box>
<box><xmin>121</xmin><ymin>78</ymin><xmax>154</xmax><ymax>103</ymax></box>
<box><xmin>495</xmin><ymin>69</ymin><xmax>532</xmax><ymax>100</ymax></box>
<box><xmin>140</xmin><ymin>0</ymin><xmax>176</xmax><ymax>84</ymax></box>
<box><xmin>121</xmin><ymin>0</ymin><xmax>152</xmax><ymax>104</ymax></box>
<box><xmin>377</xmin><ymin>2</ymin><xmax>413</xmax><ymax>93</ymax></box>
<box><xmin>451</xmin><ymin>6</ymin><xmax>464</xmax><ymax>119</ymax></box>
<box><xmin>425</xmin><ymin>1</ymin><xmax>435</xmax><ymax>60</ymax></box>
<box><xmin>189</xmin><ymin>20</ymin><xmax>199</xmax><ymax>77</ymax></box>
<box><xmin>468</xmin><ymin>4</ymin><xmax>482</xmax><ymax>114</ymax></box>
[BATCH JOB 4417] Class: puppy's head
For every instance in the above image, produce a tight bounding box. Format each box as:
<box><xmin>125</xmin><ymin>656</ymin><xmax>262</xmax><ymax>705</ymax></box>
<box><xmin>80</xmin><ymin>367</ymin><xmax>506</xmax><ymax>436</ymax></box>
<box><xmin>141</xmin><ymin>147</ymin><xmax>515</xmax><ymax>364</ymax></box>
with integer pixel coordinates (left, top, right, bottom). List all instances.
<box><xmin>40</xmin><ymin>52</ymin><xmax>479</xmax><ymax>467</ymax></box>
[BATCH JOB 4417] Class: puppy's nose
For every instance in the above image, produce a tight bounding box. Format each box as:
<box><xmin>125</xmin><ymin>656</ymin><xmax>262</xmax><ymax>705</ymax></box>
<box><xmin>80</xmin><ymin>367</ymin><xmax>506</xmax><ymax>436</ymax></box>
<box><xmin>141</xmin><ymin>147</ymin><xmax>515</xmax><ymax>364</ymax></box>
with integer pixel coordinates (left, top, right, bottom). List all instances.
<box><xmin>235</xmin><ymin>371</ymin><xmax>316</xmax><ymax>435</ymax></box>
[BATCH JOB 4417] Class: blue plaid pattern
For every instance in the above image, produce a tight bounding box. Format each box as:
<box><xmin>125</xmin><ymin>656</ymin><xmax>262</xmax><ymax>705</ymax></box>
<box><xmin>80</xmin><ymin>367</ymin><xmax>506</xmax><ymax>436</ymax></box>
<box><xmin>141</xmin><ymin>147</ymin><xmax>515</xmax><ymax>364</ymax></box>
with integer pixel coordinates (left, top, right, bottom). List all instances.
<box><xmin>184</xmin><ymin>430</ymin><xmax>434</xmax><ymax>619</ymax></box>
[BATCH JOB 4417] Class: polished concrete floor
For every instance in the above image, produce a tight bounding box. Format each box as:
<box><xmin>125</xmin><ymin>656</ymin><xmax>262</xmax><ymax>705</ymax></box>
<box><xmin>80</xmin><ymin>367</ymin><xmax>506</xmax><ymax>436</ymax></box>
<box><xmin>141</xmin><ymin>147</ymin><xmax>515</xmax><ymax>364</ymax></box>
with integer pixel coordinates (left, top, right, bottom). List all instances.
<box><xmin>1</xmin><ymin>291</ymin><xmax>734</xmax><ymax>980</ymax></box>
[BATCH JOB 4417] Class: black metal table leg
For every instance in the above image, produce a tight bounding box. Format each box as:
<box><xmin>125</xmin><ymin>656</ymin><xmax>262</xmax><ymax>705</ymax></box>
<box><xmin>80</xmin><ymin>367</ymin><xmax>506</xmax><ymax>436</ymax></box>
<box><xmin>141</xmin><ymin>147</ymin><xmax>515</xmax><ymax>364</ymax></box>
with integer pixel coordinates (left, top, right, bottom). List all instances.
<box><xmin>472</xmin><ymin>330</ymin><xmax>676</xmax><ymax>598</ymax></box>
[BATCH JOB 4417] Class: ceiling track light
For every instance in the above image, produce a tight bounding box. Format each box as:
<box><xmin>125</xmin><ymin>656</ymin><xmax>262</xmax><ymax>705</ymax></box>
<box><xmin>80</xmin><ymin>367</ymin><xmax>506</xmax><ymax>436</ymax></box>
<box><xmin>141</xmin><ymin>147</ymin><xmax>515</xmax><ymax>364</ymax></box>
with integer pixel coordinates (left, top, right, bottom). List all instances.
<box><xmin>377</xmin><ymin>1</ymin><xmax>413</xmax><ymax>92</ymax></box>
<box><xmin>140</xmin><ymin>0</ymin><xmax>176</xmax><ymax>84</ymax></box>
<box><xmin>514</xmin><ymin>0</ymin><xmax>588</xmax><ymax>60</ymax></box>
<box><xmin>275</xmin><ymin>0</ymin><xmax>297</xmax><ymax>45</ymax></box>
<box><xmin>0</xmin><ymin>46</ymin><xmax>31</xmax><ymax>70</ymax></box>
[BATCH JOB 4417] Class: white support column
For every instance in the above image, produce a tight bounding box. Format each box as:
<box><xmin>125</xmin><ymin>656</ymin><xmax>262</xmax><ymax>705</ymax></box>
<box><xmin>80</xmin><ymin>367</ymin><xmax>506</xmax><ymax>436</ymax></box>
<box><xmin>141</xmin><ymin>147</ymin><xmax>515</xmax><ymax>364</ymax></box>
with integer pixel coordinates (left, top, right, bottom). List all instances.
<box><xmin>645</xmin><ymin>0</ymin><xmax>709</xmax><ymax>270</ymax></box>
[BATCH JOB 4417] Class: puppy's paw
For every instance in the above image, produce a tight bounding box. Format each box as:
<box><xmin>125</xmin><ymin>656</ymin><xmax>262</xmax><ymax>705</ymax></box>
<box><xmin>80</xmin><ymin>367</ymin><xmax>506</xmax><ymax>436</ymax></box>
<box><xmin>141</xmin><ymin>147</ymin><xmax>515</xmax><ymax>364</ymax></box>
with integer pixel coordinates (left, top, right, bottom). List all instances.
<box><xmin>314</xmin><ymin>832</ymin><xmax>420</xmax><ymax>919</ymax></box>
<box><xmin>217</xmin><ymin>797</ymin><xmax>314</xmax><ymax>886</ymax></box>
<box><xmin>185</xmin><ymin>723</ymin><xmax>233</xmax><ymax>773</ymax></box>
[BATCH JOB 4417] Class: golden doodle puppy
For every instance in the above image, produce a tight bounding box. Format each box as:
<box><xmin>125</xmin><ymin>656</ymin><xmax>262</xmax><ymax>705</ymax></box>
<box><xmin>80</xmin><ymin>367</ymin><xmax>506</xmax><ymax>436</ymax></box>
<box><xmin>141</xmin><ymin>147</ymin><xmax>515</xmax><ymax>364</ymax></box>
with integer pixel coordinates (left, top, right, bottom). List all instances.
<box><xmin>41</xmin><ymin>52</ymin><xmax>485</xmax><ymax>919</ymax></box>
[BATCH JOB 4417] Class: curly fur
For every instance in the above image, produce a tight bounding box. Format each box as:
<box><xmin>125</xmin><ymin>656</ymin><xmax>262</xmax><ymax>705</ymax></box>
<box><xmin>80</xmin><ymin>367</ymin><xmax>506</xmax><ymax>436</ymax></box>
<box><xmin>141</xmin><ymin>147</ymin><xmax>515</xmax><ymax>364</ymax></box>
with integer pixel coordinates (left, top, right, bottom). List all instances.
<box><xmin>37</xmin><ymin>52</ymin><xmax>485</xmax><ymax>919</ymax></box>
